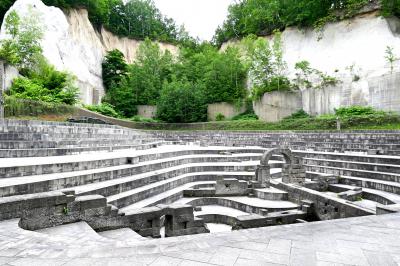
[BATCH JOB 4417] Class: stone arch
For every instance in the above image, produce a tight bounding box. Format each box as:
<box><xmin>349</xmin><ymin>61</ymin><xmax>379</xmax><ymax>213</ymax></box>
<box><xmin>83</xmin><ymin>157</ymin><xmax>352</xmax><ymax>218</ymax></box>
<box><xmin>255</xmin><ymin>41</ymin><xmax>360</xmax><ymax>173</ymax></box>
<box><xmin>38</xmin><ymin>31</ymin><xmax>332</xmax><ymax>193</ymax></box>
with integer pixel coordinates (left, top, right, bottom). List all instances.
<box><xmin>255</xmin><ymin>148</ymin><xmax>305</xmax><ymax>188</ymax></box>
<box><xmin>260</xmin><ymin>148</ymin><xmax>293</xmax><ymax>166</ymax></box>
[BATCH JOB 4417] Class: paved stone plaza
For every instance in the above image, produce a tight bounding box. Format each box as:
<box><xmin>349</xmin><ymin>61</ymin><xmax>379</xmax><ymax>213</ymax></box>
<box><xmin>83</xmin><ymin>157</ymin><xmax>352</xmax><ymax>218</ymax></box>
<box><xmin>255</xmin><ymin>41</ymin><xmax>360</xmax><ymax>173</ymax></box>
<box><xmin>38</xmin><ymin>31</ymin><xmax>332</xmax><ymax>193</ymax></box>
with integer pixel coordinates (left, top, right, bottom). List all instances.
<box><xmin>0</xmin><ymin>213</ymin><xmax>399</xmax><ymax>265</ymax></box>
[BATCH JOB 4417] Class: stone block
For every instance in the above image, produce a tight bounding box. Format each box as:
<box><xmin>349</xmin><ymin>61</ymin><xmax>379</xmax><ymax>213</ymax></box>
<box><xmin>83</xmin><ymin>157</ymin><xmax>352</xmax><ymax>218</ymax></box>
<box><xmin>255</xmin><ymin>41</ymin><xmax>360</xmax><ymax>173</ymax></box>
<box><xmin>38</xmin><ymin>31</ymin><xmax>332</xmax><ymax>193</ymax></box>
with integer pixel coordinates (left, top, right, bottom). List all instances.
<box><xmin>194</xmin><ymin>206</ymin><xmax>202</xmax><ymax>212</ymax></box>
<box><xmin>216</xmin><ymin>177</ymin><xmax>248</xmax><ymax>196</ymax></box>
<box><xmin>75</xmin><ymin>195</ymin><xmax>107</xmax><ymax>211</ymax></box>
<box><xmin>338</xmin><ymin>189</ymin><xmax>363</xmax><ymax>202</ymax></box>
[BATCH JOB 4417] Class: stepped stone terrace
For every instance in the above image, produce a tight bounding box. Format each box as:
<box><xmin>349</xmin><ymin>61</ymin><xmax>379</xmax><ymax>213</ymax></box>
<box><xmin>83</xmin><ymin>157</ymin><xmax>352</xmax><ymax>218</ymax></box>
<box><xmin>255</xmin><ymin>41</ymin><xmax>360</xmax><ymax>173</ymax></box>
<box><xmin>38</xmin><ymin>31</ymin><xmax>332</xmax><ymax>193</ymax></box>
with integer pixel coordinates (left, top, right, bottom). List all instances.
<box><xmin>0</xmin><ymin>119</ymin><xmax>399</xmax><ymax>265</ymax></box>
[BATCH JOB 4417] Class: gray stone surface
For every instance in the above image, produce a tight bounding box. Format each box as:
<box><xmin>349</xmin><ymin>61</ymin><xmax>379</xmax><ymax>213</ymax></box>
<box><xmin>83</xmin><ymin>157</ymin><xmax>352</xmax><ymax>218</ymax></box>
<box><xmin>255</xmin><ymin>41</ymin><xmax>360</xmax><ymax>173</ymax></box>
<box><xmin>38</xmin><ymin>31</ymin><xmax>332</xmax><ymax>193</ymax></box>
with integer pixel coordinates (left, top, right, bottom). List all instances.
<box><xmin>0</xmin><ymin>213</ymin><xmax>398</xmax><ymax>265</ymax></box>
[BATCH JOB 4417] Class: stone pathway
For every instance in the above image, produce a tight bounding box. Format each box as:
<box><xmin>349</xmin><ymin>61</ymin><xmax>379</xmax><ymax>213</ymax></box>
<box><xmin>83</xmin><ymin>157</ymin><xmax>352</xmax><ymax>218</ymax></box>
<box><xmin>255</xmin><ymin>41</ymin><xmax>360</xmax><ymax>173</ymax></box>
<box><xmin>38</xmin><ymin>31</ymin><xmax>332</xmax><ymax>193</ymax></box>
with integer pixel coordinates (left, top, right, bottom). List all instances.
<box><xmin>0</xmin><ymin>213</ymin><xmax>399</xmax><ymax>265</ymax></box>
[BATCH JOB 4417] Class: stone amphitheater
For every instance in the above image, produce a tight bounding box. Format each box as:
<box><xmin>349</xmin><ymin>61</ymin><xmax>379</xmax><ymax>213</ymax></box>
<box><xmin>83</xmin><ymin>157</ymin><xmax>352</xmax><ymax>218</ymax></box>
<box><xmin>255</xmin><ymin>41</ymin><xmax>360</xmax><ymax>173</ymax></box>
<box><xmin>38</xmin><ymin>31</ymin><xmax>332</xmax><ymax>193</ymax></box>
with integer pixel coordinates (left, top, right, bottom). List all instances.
<box><xmin>0</xmin><ymin>119</ymin><xmax>399</xmax><ymax>265</ymax></box>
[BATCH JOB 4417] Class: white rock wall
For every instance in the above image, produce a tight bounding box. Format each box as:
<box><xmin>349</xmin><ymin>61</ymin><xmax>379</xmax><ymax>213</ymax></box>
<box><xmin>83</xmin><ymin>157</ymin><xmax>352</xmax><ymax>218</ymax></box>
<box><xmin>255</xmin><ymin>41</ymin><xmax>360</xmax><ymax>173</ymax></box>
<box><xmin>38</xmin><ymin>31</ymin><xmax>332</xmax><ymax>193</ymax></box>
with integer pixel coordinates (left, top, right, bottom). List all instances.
<box><xmin>222</xmin><ymin>12</ymin><xmax>400</xmax><ymax>80</ymax></box>
<box><xmin>223</xmin><ymin>11</ymin><xmax>400</xmax><ymax>121</ymax></box>
<box><xmin>0</xmin><ymin>0</ymin><xmax>179</xmax><ymax>104</ymax></box>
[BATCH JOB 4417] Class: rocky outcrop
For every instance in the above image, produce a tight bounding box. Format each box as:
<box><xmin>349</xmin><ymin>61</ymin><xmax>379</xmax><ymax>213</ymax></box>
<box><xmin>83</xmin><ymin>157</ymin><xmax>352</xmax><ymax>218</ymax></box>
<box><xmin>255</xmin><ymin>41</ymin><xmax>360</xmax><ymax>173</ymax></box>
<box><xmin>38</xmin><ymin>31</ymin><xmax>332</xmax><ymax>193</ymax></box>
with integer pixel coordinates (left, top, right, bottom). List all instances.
<box><xmin>0</xmin><ymin>0</ymin><xmax>178</xmax><ymax>104</ymax></box>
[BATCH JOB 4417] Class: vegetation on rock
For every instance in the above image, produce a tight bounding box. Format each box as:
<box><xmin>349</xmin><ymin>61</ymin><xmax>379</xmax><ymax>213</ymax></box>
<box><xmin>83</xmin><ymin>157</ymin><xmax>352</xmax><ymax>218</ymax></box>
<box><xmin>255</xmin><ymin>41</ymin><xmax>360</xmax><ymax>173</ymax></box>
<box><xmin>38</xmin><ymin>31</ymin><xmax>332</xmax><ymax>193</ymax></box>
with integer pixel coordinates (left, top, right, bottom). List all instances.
<box><xmin>0</xmin><ymin>9</ymin><xmax>80</xmax><ymax>105</ymax></box>
<box><xmin>213</xmin><ymin>0</ymin><xmax>388</xmax><ymax>47</ymax></box>
<box><xmin>42</xmin><ymin>0</ymin><xmax>189</xmax><ymax>44</ymax></box>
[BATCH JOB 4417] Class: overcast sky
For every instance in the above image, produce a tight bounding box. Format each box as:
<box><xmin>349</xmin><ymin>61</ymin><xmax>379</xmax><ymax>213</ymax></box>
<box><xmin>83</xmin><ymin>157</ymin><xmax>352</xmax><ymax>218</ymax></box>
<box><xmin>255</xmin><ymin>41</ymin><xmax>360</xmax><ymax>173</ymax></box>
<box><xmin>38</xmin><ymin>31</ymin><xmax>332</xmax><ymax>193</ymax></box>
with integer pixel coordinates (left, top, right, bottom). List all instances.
<box><xmin>153</xmin><ymin>0</ymin><xmax>235</xmax><ymax>41</ymax></box>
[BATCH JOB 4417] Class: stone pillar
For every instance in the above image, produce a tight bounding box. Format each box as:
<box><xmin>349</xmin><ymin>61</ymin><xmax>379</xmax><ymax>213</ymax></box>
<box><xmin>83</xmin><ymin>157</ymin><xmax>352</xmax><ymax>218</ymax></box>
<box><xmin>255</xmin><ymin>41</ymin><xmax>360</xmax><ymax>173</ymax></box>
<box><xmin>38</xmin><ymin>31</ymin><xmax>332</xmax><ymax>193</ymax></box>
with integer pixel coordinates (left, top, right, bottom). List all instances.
<box><xmin>255</xmin><ymin>164</ymin><xmax>271</xmax><ymax>188</ymax></box>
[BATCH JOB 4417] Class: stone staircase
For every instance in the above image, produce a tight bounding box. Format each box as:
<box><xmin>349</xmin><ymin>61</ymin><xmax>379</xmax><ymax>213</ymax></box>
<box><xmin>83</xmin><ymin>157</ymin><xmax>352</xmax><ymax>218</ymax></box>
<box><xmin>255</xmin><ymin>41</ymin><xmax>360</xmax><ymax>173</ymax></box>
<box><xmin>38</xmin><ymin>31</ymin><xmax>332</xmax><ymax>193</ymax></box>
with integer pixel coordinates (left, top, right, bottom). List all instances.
<box><xmin>1</xmin><ymin>119</ymin><xmax>400</xmax><ymax>242</ymax></box>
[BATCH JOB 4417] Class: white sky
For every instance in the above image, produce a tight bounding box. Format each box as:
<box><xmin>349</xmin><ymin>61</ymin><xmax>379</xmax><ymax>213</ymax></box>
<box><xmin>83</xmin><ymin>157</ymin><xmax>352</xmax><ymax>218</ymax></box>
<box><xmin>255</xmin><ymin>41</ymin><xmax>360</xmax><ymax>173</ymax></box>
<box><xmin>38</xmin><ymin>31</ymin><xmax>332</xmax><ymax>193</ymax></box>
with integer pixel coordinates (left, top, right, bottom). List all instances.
<box><xmin>153</xmin><ymin>0</ymin><xmax>235</xmax><ymax>41</ymax></box>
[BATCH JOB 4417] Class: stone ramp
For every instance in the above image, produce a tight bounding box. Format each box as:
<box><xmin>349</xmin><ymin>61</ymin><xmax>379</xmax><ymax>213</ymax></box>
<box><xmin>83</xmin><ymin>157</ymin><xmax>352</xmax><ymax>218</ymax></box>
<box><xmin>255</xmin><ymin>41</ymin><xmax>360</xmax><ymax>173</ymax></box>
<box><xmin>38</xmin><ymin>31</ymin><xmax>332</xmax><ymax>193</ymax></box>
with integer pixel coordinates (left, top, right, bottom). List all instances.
<box><xmin>98</xmin><ymin>228</ymin><xmax>146</xmax><ymax>242</ymax></box>
<box><xmin>37</xmin><ymin>221</ymin><xmax>114</xmax><ymax>245</ymax></box>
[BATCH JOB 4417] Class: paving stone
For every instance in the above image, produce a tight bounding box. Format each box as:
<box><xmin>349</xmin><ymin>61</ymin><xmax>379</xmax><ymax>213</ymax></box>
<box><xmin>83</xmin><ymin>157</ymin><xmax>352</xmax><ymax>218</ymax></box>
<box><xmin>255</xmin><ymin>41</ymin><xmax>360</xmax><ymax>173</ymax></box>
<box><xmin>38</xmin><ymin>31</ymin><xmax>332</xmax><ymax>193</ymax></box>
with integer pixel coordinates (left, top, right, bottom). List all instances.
<box><xmin>179</xmin><ymin>260</ymin><xmax>216</xmax><ymax>266</ymax></box>
<box><xmin>239</xmin><ymin>249</ymin><xmax>290</xmax><ymax>265</ymax></box>
<box><xmin>267</xmin><ymin>238</ymin><xmax>292</xmax><ymax>255</ymax></box>
<box><xmin>151</xmin><ymin>256</ymin><xmax>183</xmax><ymax>266</ymax></box>
<box><xmin>234</xmin><ymin>258</ymin><xmax>285</xmax><ymax>266</ymax></box>
<box><xmin>0</xmin><ymin>258</ymin><xmax>17</xmax><ymax>266</ymax></box>
<box><xmin>8</xmin><ymin>258</ymin><xmax>68</xmax><ymax>266</ymax></box>
<box><xmin>316</xmin><ymin>251</ymin><xmax>369</xmax><ymax>266</ymax></box>
<box><xmin>363</xmin><ymin>251</ymin><xmax>398</xmax><ymax>266</ymax></box>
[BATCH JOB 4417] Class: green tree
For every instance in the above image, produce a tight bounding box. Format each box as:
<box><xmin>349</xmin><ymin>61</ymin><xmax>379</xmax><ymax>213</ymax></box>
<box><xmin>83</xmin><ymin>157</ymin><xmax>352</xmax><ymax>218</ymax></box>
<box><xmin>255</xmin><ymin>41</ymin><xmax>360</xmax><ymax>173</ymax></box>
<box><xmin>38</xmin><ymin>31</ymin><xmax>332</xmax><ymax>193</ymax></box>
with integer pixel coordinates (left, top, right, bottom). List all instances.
<box><xmin>102</xmin><ymin>49</ymin><xmax>128</xmax><ymax>91</ymax></box>
<box><xmin>0</xmin><ymin>8</ymin><xmax>44</xmax><ymax>74</ymax></box>
<box><xmin>156</xmin><ymin>79</ymin><xmax>207</xmax><ymax>123</ymax></box>
<box><xmin>102</xmin><ymin>76</ymin><xmax>137</xmax><ymax>117</ymax></box>
<box><xmin>133</xmin><ymin>39</ymin><xmax>174</xmax><ymax>105</ymax></box>
<box><xmin>241</xmin><ymin>34</ymin><xmax>292</xmax><ymax>99</ymax></box>
<box><xmin>177</xmin><ymin>43</ymin><xmax>246</xmax><ymax>104</ymax></box>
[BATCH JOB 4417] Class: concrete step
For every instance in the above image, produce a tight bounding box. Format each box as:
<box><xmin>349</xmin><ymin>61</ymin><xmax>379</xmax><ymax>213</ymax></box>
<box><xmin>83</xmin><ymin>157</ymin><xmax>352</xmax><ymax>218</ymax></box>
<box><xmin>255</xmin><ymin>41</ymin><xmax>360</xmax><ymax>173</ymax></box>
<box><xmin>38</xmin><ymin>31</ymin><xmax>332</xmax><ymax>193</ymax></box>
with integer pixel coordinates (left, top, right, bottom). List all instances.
<box><xmin>339</xmin><ymin>175</ymin><xmax>400</xmax><ymax>196</ymax></box>
<box><xmin>304</xmin><ymin>164</ymin><xmax>400</xmax><ymax>183</ymax></box>
<box><xmin>295</xmin><ymin>150</ymin><xmax>400</xmax><ymax>165</ymax></box>
<box><xmin>0</xmin><ymin>146</ymin><xmax>264</xmax><ymax>178</ymax></box>
<box><xmin>0</xmin><ymin>156</ymin><xmax>260</xmax><ymax>197</ymax></box>
<box><xmin>106</xmin><ymin>170</ymin><xmax>256</xmax><ymax>209</ymax></box>
<box><xmin>303</xmin><ymin>157</ymin><xmax>400</xmax><ymax>174</ymax></box>
<box><xmin>0</xmin><ymin>141</ymin><xmax>169</xmax><ymax>158</ymax></box>
<box><xmin>173</xmin><ymin>196</ymin><xmax>299</xmax><ymax>215</ymax></box>
<box><xmin>330</xmin><ymin>183</ymin><xmax>400</xmax><ymax>205</ymax></box>
<box><xmin>253</xmin><ymin>187</ymin><xmax>289</xmax><ymax>201</ymax></box>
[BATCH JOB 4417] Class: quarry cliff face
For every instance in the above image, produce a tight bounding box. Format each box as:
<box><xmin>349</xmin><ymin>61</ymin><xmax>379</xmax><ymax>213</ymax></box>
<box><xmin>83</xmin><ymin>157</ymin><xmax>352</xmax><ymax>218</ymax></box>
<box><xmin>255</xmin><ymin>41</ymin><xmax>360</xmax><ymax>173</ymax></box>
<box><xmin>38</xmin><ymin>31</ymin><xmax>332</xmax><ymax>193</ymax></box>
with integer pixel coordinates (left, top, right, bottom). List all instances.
<box><xmin>0</xmin><ymin>0</ymin><xmax>179</xmax><ymax>104</ymax></box>
<box><xmin>222</xmin><ymin>11</ymin><xmax>400</xmax><ymax>80</ymax></box>
<box><xmin>222</xmin><ymin>11</ymin><xmax>400</xmax><ymax>121</ymax></box>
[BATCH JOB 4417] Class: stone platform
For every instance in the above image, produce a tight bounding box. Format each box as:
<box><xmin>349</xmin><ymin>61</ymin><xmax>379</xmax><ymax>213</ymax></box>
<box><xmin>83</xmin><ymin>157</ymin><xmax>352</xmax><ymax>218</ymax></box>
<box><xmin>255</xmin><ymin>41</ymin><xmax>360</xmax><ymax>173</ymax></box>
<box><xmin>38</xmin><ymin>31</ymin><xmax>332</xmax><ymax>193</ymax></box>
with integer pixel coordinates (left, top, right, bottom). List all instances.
<box><xmin>0</xmin><ymin>213</ymin><xmax>399</xmax><ymax>265</ymax></box>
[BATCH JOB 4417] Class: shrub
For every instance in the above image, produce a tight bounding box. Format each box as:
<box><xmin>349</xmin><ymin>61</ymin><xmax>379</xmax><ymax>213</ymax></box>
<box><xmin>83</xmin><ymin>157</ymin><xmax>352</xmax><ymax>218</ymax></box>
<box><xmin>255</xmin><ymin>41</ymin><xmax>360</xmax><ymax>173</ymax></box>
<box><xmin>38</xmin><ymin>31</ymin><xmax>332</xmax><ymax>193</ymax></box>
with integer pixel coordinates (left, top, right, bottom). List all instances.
<box><xmin>85</xmin><ymin>103</ymin><xmax>121</xmax><ymax>118</ymax></box>
<box><xmin>156</xmin><ymin>79</ymin><xmax>207</xmax><ymax>123</ymax></box>
<box><xmin>4</xmin><ymin>96</ymin><xmax>76</xmax><ymax>117</ymax></box>
<box><xmin>232</xmin><ymin>113</ymin><xmax>259</xmax><ymax>121</ymax></box>
<box><xmin>334</xmin><ymin>106</ymin><xmax>385</xmax><ymax>117</ymax></box>
<box><xmin>130</xmin><ymin>116</ymin><xmax>158</xmax><ymax>123</ymax></box>
<box><xmin>7</xmin><ymin>64</ymin><xmax>80</xmax><ymax>105</ymax></box>
<box><xmin>284</xmin><ymin>109</ymin><xmax>311</xmax><ymax>120</ymax></box>
<box><xmin>215</xmin><ymin>113</ymin><xmax>225</xmax><ymax>121</ymax></box>
<box><xmin>252</xmin><ymin>76</ymin><xmax>293</xmax><ymax>100</ymax></box>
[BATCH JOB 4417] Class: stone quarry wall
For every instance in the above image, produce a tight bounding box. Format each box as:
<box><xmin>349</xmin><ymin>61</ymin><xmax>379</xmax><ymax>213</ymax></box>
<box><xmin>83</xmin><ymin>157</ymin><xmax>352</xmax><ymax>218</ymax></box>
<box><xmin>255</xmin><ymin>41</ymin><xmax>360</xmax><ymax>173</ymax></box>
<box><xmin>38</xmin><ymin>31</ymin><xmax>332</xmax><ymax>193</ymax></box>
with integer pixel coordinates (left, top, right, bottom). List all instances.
<box><xmin>255</xmin><ymin>71</ymin><xmax>400</xmax><ymax>121</ymax></box>
<box><xmin>0</xmin><ymin>60</ymin><xmax>19</xmax><ymax>92</ymax></box>
<box><xmin>207</xmin><ymin>102</ymin><xmax>246</xmax><ymax>121</ymax></box>
<box><xmin>137</xmin><ymin>105</ymin><xmax>157</xmax><ymax>119</ymax></box>
<box><xmin>0</xmin><ymin>0</ymin><xmax>179</xmax><ymax>105</ymax></box>
<box><xmin>224</xmin><ymin>11</ymin><xmax>400</xmax><ymax>121</ymax></box>
<box><xmin>253</xmin><ymin>91</ymin><xmax>303</xmax><ymax>122</ymax></box>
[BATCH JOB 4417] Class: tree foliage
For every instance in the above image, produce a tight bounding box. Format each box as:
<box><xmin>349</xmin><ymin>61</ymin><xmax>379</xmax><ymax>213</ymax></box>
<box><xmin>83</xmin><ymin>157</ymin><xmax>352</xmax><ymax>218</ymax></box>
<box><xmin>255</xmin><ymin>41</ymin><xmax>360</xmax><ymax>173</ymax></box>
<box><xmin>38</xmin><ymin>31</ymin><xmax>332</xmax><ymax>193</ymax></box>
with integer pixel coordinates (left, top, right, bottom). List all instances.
<box><xmin>0</xmin><ymin>9</ymin><xmax>80</xmax><ymax>105</ymax></box>
<box><xmin>102</xmin><ymin>49</ymin><xmax>128</xmax><ymax>91</ymax></box>
<box><xmin>7</xmin><ymin>59</ymin><xmax>80</xmax><ymax>105</ymax></box>
<box><xmin>213</xmin><ymin>0</ymin><xmax>378</xmax><ymax>46</ymax></box>
<box><xmin>241</xmin><ymin>33</ymin><xmax>294</xmax><ymax>99</ymax></box>
<box><xmin>0</xmin><ymin>9</ymin><xmax>44</xmax><ymax>73</ymax></box>
<box><xmin>156</xmin><ymin>79</ymin><xmax>207</xmax><ymax>123</ymax></box>
<box><xmin>178</xmin><ymin>44</ymin><xmax>247</xmax><ymax>104</ymax></box>
<box><xmin>101</xmin><ymin>40</ymin><xmax>247</xmax><ymax>122</ymax></box>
